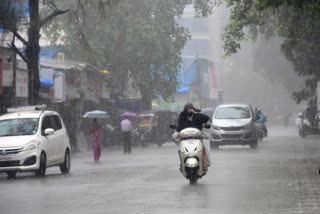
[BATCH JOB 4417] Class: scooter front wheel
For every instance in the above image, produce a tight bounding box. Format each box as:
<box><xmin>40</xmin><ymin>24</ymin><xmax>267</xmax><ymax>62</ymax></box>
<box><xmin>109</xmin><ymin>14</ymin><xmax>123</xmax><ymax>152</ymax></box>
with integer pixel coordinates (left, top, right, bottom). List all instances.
<box><xmin>189</xmin><ymin>176</ymin><xmax>197</xmax><ymax>185</ymax></box>
<box><xmin>186</xmin><ymin>167</ymin><xmax>198</xmax><ymax>185</ymax></box>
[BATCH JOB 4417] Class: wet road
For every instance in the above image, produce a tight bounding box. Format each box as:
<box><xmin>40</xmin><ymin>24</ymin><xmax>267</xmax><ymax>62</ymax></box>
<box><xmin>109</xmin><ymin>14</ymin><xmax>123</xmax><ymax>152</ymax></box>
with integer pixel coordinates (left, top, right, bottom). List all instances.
<box><xmin>1</xmin><ymin>127</ymin><xmax>320</xmax><ymax>214</ymax></box>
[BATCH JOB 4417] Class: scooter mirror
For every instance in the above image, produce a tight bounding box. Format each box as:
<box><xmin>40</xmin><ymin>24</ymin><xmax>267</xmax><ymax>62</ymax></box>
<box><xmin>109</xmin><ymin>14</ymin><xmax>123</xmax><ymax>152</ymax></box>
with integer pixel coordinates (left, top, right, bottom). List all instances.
<box><xmin>203</xmin><ymin>124</ymin><xmax>211</xmax><ymax>129</ymax></box>
<box><xmin>170</xmin><ymin>125</ymin><xmax>176</xmax><ymax>129</ymax></box>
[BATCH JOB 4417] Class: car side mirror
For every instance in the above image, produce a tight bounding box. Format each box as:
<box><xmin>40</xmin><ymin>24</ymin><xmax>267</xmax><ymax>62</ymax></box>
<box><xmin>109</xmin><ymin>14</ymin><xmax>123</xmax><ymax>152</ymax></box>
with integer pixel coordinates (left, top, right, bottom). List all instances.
<box><xmin>44</xmin><ymin>128</ymin><xmax>55</xmax><ymax>136</ymax></box>
<box><xmin>170</xmin><ymin>125</ymin><xmax>176</xmax><ymax>129</ymax></box>
<box><xmin>203</xmin><ymin>124</ymin><xmax>211</xmax><ymax>129</ymax></box>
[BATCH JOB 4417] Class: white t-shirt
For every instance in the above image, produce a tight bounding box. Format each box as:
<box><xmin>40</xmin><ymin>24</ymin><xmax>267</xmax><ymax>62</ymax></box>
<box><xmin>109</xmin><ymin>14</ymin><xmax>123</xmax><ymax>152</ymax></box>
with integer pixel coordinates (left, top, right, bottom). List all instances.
<box><xmin>121</xmin><ymin>119</ymin><xmax>134</xmax><ymax>132</ymax></box>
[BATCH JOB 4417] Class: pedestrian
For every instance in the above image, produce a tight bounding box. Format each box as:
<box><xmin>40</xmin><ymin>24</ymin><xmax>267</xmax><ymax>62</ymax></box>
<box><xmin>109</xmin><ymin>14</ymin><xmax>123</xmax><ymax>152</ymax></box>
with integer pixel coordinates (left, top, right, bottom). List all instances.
<box><xmin>121</xmin><ymin>116</ymin><xmax>134</xmax><ymax>154</ymax></box>
<box><xmin>89</xmin><ymin>118</ymin><xmax>103</xmax><ymax>162</ymax></box>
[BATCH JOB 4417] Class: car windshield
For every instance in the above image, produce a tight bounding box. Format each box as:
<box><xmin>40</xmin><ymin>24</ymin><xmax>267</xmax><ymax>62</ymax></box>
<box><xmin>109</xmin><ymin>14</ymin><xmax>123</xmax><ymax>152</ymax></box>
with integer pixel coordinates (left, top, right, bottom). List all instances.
<box><xmin>0</xmin><ymin>118</ymin><xmax>39</xmax><ymax>137</ymax></box>
<box><xmin>214</xmin><ymin>106</ymin><xmax>251</xmax><ymax>119</ymax></box>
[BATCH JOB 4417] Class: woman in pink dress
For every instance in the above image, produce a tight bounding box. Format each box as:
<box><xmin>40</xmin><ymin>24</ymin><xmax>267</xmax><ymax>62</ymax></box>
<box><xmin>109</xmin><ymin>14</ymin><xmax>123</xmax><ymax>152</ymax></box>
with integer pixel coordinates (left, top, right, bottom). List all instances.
<box><xmin>89</xmin><ymin>119</ymin><xmax>103</xmax><ymax>162</ymax></box>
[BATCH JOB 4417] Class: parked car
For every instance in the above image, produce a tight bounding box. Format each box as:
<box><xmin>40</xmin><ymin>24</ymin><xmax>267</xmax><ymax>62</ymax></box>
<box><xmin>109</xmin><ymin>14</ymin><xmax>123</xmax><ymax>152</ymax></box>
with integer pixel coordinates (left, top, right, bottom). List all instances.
<box><xmin>0</xmin><ymin>105</ymin><xmax>71</xmax><ymax>179</ymax></box>
<box><xmin>210</xmin><ymin>104</ymin><xmax>258</xmax><ymax>149</ymax></box>
<box><xmin>295</xmin><ymin>104</ymin><xmax>320</xmax><ymax>138</ymax></box>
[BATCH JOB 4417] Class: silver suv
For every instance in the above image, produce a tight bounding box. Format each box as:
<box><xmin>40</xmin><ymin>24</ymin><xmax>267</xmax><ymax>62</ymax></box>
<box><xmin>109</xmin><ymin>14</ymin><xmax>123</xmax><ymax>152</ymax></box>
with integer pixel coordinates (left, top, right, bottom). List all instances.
<box><xmin>210</xmin><ymin>104</ymin><xmax>258</xmax><ymax>149</ymax></box>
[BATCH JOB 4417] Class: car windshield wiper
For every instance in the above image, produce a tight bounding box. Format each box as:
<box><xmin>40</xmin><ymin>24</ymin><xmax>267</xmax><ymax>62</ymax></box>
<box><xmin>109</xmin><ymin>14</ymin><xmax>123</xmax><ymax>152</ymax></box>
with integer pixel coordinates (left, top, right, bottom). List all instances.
<box><xmin>0</xmin><ymin>133</ymin><xmax>29</xmax><ymax>137</ymax></box>
<box><xmin>225</xmin><ymin>118</ymin><xmax>238</xmax><ymax>119</ymax></box>
<box><xmin>0</xmin><ymin>134</ymin><xmax>15</xmax><ymax>137</ymax></box>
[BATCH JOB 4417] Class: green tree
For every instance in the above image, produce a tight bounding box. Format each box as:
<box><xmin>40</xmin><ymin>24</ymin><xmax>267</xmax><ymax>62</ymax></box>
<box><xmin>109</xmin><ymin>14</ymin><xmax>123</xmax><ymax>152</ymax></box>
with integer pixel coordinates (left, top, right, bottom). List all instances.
<box><xmin>46</xmin><ymin>0</ymin><xmax>213</xmax><ymax>110</ymax></box>
<box><xmin>217</xmin><ymin>0</ymin><xmax>320</xmax><ymax>103</ymax></box>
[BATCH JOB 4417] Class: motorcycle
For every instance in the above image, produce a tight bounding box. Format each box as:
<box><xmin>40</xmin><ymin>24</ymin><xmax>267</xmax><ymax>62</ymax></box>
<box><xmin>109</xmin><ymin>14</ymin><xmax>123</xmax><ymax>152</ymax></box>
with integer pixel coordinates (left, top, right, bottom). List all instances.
<box><xmin>296</xmin><ymin>112</ymin><xmax>320</xmax><ymax>138</ymax></box>
<box><xmin>131</xmin><ymin>127</ymin><xmax>152</xmax><ymax>147</ymax></box>
<box><xmin>170</xmin><ymin>124</ymin><xmax>211</xmax><ymax>185</ymax></box>
<box><xmin>138</xmin><ymin>127</ymin><xmax>152</xmax><ymax>147</ymax></box>
<box><xmin>131</xmin><ymin>128</ymin><xmax>140</xmax><ymax>146</ymax></box>
<box><xmin>256</xmin><ymin>122</ymin><xmax>267</xmax><ymax>141</ymax></box>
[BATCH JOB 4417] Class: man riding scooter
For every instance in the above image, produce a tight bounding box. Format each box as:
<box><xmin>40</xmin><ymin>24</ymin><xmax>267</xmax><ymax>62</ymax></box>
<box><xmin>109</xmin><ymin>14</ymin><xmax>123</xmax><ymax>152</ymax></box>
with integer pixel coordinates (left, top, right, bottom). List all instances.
<box><xmin>175</xmin><ymin>103</ymin><xmax>211</xmax><ymax>173</ymax></box>
<box><xmin>255</xmin><ymin>108</ymin><xmax>268</xmax><ymax>139</ymax></box>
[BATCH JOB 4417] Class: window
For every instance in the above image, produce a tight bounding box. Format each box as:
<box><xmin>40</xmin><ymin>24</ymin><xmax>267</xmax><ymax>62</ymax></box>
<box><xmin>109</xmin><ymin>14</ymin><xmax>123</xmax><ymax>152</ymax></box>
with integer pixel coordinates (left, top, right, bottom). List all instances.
<box><xmin>41</xmin><ymin>116</ymin><xmax>52</xmax><ymax>135</ymax></box>
<box><xmin>53</xmin><ymin>115</ymin><xmax>63</xmax><ymax>130</ymax></box>
<box><xmin>49</xmin><ymin>116</ymin><xmax>59</xmax><ymax>131</ymax></box>
<box><xmin>41</xmin><ymin>115</ymin><xmax>62</xmax><ymax>134</ymax></box>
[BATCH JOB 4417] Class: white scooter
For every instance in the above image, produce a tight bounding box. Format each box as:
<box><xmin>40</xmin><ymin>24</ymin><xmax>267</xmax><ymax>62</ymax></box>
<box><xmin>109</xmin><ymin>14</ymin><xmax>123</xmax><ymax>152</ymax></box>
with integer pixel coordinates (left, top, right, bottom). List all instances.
<box><xmin>170</xmin><ymin>125</ymin><xmax>211</xmax><ymax>185</ymax></box>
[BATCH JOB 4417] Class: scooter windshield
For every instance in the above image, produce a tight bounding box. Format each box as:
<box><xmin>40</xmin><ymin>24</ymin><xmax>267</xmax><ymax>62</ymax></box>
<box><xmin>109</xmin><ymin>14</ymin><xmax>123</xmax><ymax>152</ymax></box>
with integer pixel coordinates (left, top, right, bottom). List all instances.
<box><xmin>179</xmin><ymin>128</ymin><xmax>203</xmax><ymax>140</ymax></box>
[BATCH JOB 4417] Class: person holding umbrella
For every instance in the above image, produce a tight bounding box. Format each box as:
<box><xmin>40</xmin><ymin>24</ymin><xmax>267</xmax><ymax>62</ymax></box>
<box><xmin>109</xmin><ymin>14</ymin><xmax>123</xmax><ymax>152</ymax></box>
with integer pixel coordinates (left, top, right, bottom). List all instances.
<box><xmin>120</xmin><ymin>115</ymin><xmax>134</xmax><ymax>154</ymax></box>
<box><xmin>83</xmin><ymin>110</ymin><xmax>109</xmax><ymax>162</ymax></box>
<box><xmin>89</xmin><ymin>118</ymin><xmax>103</xmax><ymax>162</ymax></box>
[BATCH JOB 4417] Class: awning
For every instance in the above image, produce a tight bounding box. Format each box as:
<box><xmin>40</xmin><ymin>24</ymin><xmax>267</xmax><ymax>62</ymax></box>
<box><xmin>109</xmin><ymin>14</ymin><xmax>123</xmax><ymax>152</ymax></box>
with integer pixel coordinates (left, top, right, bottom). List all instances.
<box><xmin>176</xmin><ymin>86</ymin><xmax>190</xmax><ymax>93</ymax></box>
<box><xmin>40</xmin><ymin>77</ymin><xmax>53</xmax><ymax>87</ymax></box>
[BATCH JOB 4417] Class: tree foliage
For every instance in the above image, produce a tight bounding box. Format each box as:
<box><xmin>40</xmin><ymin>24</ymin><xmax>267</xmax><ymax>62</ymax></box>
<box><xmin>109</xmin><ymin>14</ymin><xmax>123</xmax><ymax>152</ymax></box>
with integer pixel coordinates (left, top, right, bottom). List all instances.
<box><xmin>45</xmin><ymin>0</ymin><xmax>213</xmax><ymax>110</ymax></box>
<box><xmin>217</xmin><ymin>0</ymin><xmax>320</xmax><ymax>104</ymax></box>
<box><xmin>0</xmin><ymin>0</ymin><xmax>69</xmax><ymax>104</ymax></box>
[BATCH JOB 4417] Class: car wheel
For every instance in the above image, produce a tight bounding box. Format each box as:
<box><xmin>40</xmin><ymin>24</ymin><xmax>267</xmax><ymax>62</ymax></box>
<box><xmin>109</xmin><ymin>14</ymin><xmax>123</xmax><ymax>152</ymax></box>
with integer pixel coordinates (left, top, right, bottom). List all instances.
<box><xmin>60</xmin><ymin>150</ymin><xmax>71</xmax><ymax>175</ymax></box>
<box><xmin>250</xmin><ymin>140</ymin><xmax>258</xmax><ymax>149</ymax></box>
<box><xmin>210</xmin><ymin>141</ymin><xmax>219</xmax><ymax>150</ymax></box>
<box><xmin>6</xmin><ymin>171</ymin><xmax>17</xmax><ymax>179</ymax></box>
<box><xmin>35</xmin><ymin>153</ymin><xmax>46</xmax><ymax>177</ymax></box>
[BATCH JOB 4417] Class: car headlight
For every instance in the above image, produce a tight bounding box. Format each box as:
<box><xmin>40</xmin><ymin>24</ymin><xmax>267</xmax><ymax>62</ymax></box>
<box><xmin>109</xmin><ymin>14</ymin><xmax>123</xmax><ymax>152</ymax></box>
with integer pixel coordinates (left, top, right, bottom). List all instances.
<box><xmin>243</xmin><ymin>123</ymin><xmax>253</xmax><ymax>130</ymax></box>
<box><xmin>24</xmin><ymin>140</ymin><xmax>40</xmax><ymax>151</ymax></box>
<box><xmin>211</xmin><ymin>125</ymin><xmax>221</xmax><ymax>130</ymax></box>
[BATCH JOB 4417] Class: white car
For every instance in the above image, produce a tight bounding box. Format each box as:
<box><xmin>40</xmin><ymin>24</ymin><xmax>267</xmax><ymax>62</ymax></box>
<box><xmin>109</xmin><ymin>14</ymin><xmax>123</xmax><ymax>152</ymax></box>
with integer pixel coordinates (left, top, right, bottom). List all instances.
<box><xmin>210</xmin><ymin>104</ymin><xmax>258</xmax><ymax>149</ymax></box>
<box><xmin>0</xmin><ymin>105</ymin><xmax>71</xmax><ymax>179</ymax></box>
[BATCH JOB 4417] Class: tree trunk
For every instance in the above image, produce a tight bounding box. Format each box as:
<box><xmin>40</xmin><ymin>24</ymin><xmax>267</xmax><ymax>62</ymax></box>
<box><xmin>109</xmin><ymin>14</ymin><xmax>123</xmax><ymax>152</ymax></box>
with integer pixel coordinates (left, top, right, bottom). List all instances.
<box><xmin>140</xmin><ymin>86</ymin><xmax>152</xmax><ymax>111</ymax></box>
<box><xmin>26</xmin><ymin>0</ymin><xmax>41</xmax><ymax>105</ymax></box>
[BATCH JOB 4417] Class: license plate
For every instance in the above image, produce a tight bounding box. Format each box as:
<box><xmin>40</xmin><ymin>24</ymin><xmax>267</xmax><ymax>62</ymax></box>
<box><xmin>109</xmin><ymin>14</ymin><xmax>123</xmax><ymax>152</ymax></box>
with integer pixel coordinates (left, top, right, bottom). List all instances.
<box><xmin>227</xmin><ymin>131</ymin><xmax>239</xmax><ymax>134</ymax></box>
<box><xmin>0</xmin><ymin>157</ymin><xmax>13</xmax><ymax>161</ymax></box>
